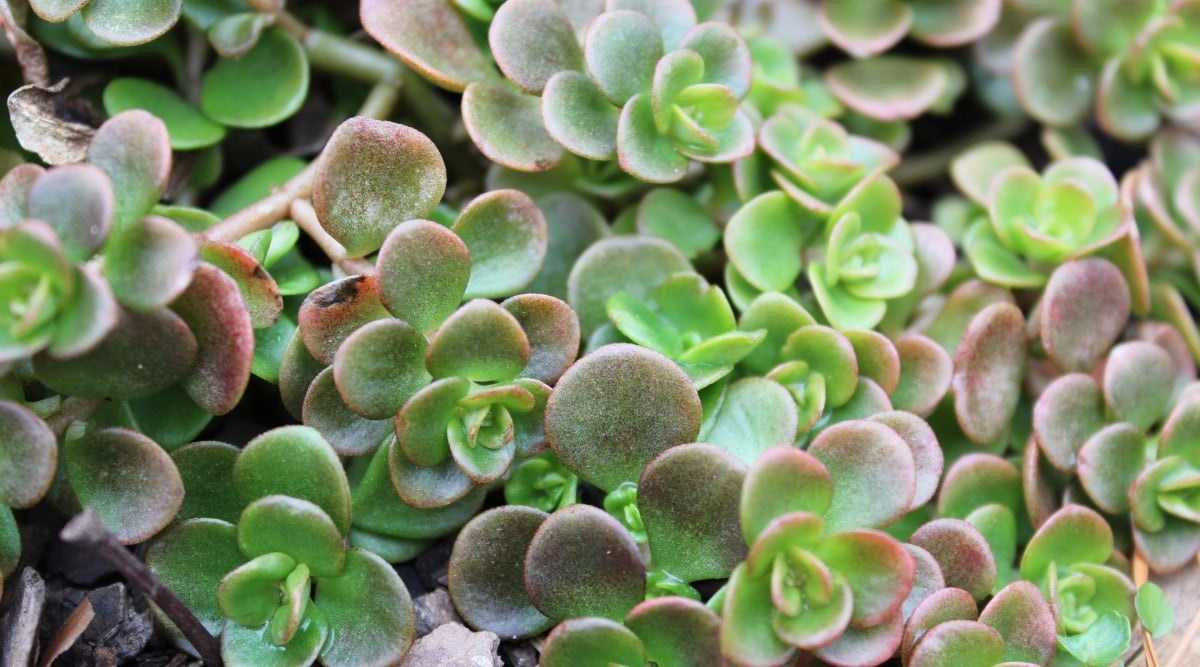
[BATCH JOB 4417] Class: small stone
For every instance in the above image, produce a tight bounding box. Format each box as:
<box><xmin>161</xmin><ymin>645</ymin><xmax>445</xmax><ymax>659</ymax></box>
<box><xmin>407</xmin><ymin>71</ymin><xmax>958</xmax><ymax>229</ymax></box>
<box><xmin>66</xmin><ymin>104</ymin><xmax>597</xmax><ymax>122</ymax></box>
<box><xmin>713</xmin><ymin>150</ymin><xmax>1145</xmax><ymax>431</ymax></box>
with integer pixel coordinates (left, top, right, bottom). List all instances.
<box><xmin>400</xmin><ymin>623</ymin><xmax>503</xmax><ymax>667</ymax></box>
<box><xmin>414</xmin><ymin>587</ymin><xmax>464</xmax><ymax>637</ymax></box>
<box><xmin>499</xmin><ymin>640</ymin><xmax>539</xmax><ymax>667</ymax></box>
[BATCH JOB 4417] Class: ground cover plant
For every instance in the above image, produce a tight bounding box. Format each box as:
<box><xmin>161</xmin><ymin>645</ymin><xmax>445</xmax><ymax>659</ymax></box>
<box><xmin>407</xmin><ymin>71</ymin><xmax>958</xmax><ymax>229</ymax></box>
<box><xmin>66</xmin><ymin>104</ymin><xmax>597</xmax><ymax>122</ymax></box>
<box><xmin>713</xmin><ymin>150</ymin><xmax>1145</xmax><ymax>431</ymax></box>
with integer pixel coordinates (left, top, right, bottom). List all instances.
<box><xmin>1</xmin><ymin>0</ymin><xmax>1199</xmax><ymax>665</ymax></box>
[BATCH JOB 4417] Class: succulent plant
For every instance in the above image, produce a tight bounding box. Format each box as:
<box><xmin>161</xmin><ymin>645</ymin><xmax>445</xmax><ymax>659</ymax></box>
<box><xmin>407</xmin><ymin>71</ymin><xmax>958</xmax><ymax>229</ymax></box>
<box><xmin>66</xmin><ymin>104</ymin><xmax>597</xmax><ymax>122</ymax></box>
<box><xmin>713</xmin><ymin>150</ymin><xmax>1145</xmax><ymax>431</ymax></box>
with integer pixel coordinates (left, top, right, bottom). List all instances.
<box><xmin>147</xmin><ymin>426</ymin><xmax>415</xmax><ymax>667</ymax></box>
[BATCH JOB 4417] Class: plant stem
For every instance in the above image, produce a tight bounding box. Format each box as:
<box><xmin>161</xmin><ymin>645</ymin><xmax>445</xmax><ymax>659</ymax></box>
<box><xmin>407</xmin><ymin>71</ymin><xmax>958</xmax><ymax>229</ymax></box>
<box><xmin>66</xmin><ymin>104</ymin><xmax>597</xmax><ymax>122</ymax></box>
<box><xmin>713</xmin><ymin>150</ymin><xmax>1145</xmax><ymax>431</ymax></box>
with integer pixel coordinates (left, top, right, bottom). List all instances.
<box><xmin>277</xmin><ymin>12</ymin><xmax>404</xmax><ymax>84</ymax></box>
<box><xmin>43</xmin><ymin>397</ymin><xmax>105</xmax><ymax>438</ymax></box>
<box><xmin>289</xmin><ymin>199</ymin><xmax>373</xmax><ymax>275</ymax></box>
<box><xmin>203</xmin><ymin>162</ymin><xmax>316</xmax><ymax>243</ymax></box>
<box><xmin>59</xmin><ymin>509</ymin><xmax>222</xmax><ymax>667</ymax></box>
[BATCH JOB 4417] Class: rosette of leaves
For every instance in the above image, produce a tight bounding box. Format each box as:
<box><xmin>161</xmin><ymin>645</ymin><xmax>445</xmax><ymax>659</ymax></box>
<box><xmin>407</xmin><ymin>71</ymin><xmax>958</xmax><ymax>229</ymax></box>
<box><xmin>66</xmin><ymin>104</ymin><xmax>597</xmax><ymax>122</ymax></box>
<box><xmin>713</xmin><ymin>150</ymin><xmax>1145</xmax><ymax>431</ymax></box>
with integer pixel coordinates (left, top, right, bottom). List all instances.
<box><xmin>951</xmin><ymin>143</ymin><xmax>1133</xmax><ymax>289</ymax></box>
<box><xmin>727</xmin><ymin>172</ymin><xmax>919</xmax><ymax>330</ymax></box>
<box><xmin>366</xmin><ymin>0</ymin><xmax>755</xmax><ymax>180</ymax></box>
<box><xmin>722</xmin><ymin>441</ymin><xmax>925</xmax><ymax>667</ymax></box>
<box><xmin>605</xmin><ymin>271</ymin><xmax>765</xmax><ymax>389</ymax></box>
<box><xmin>147</xmin><ymin>426</ymin><xmax>415</xmax><ymax>667</ymax></box>
<box><xmin>819</xmin><ymin>0</ymin><xmax>1002</xmax><ymax>57</ymax></box>
<box><xmin>2</xmin><ymin>111</ymin><xmax>266</xmax><ymax>419</ymax></box>
<box><xmin>1012</xmin><ymin>0</ymin><xmax>1200</xmax><ymax>140</ymax></box>
<box><xmin>734</xmin><ymin>105</ymin><xmax>897</xmax><ymax>213</ymax></box>
<box><xmin>900</xmin><ymin>582</ymin><xmax>1056</xmax><ymax>667</ymax></box>
<box><xmin>1016</xmin><ymin>504</ymin><xmax>1138</xmax><ymax>665</ymax></box>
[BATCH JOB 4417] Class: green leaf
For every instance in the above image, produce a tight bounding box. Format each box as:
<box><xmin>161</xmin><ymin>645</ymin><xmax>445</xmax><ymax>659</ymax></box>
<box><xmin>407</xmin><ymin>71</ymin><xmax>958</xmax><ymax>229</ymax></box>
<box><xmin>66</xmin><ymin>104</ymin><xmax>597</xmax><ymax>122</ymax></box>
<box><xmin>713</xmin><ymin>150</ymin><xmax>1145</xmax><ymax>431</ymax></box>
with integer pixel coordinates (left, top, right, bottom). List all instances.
<box><xmin>1056</xmin><ymin>610</ymin><xmax>1130</xmax><ymax>667</ymax></box>
<box><xmin>636</xmin><ymin>188</ymin><xmax>719</xmax><ymax>259</ymax></box>
<box><xmin>210</xmin><ymin>157</ymin><xmax>307</xmax><ymax>218</ymax></box>
<box><xmin>105</xmin><ymin>216</ymin><xmax>197</xmax><ymax>311</ymax></box>
<box><xmin>361</xmin><ymin>0</ymin><xmax>500</xmax><ymax>92</ymax></box>
<box><xmin>542</xmin><ymin>70</ymin><xmax>620</xmax><ymax>160</ymax></box>
<box><xmin>145</xmin><ymin>519</ymin><xmax>243</xmax><ymax>635</ymax></box>
<box><xmin>0</xmin><ymin>400</ymin><xmax>57</xmax><ymax>509</ymax></box>
<box><xmin>454</xmin><ymin>189</ymin><xmax>548</xmax><ymax>299</ymax></box>
<box><xmin>315</xmin><ymin>548</ymin><xmax>415</xmax><ymax>666</ymax></box>
<box><xmin>332</xmin><ymin>318</ymin><xmax>430</xmax><ymax>420</ymax></box>
<box><xmin>820</xmin><ymin>0</ymin><xmax>911</xmax><ymax>56</ymax></box>
<box><xmin>207</xmin><ymin>11</ymin><xmax>265</xmax><ymax>59</ymax></box>
<box><xmin>237</xmin><ymin>495</ymin><xmax>346</xmax><ymax>577</ymax></box>
<box><xmin>30</xmin><ymin>0</ymin><xmax>88</xmax><ymax>22</ymax></box>
<box><xmin>1011</xmin><ymin>17</ymin><xmax>1094</xmax><ymax>126</ymax></box>
<box><xmin>617</xmin><ymin>93</ymin><xmax>688</xmax><ymax>183</ymax></box>
<box><xmin>723</xmin><ymin>191</ymin><xmax>805</xmax><ymax>291</ymax></box>
<box><xmin>607</xmin><ymin>292</ymin><xmax>681</xmax><ymax>358</ymax></box>
<box><xmin>65</xmin><ymin>426</ymin><xmax>183</xmax><ymax>544</ymax></box>
<box><xmin>233</xmin><ymin>426</ymin><xmax>352</xmax><ymax>534</ymax></box>
<box><xmin>103</xmin><ymin>78</ymin><xmax>226</xmax><ymax>150</ymax></box>
<box><xmin>218</xmin><ymin>552</ymin><xmax>297</xmax><ymax>627</ymax></box>
<box><xmin>584</xmin><ymin>9</ymin><xmax>662</xmax><ymax>105</ymax></box>
<box><xmin>426</xmin><ymin>300</ymin><xmax>530</xmax><ymax>382</ymax></box>
<box><xmin>221</xmin><ymin>608</ymin><xmax>328</xmax><ymax>667</ymax></box>
<box><xmin>172</xmin><ymin>441</ymin><xmax>241</xmax><ymax>523</ymax></box>
<box><xmin>1135</xmin><ymin>582</ymin><xmax>1174</xmax><ymax>640</ymax></box>
<box><xmin>541</xmin><ymin>617</ymin><xmax>648</xmax><ymax>667</ymax></box>
<box><xmin>81</xmin><ymin>0</ymin><xmax>182</xmax><ymax>46</ymax></box>
<box><xmin>826</xmin><ymin>56</ymin><xmax>949</xmax><ymax>121</ymax></box>
<box><xmin>201</xmin><ymin>28</ymin><xmax>309</xmax><ymax>129</ymax></box>
<box><xmin>698</xmin><ymin>377</ymin><xmax>797</xmax><ymax>465</ymax></box>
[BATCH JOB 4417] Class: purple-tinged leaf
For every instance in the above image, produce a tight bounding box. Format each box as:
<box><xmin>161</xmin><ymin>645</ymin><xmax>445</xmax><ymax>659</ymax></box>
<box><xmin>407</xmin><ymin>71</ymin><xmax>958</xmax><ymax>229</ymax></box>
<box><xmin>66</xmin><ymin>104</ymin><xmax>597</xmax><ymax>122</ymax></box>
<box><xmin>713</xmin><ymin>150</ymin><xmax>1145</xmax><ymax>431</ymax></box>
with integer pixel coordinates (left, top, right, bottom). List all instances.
<box><xmin>1077</xmin><ymin>423</ymin><xmax>1145</xmax><ymax>514</ymax></box>
<box><xmin>869</xmin><ymin>411</ymin><xmax>942</xmax><ymax>510</ymax></box>
<box><xmin>908</xmin><ymin>620</ymin><xmax>1004</xmax><ymax>667</ymax></box>
<box><xmin>525</xmin><ymin>504</ymin><xmax>646</xmax><ymax>621</ymax></box>
<box><xmin>448</xmin><ymin>506</ymin><xmax>553</xmax><ymax>639</ymax></box>
<box><xmin>901</xmin><ymin>587</ymin><xmax>978</xmax><ymax>665</ymax></box>
<box><xmin>639</xmin><ymin>444</ymin><xmax>747</xmax><ymax>582</ymax></box>
<box><xmin>26</xmin><ymin>163</ymin><xmax>112</xmax><ymax>261</ymax></box>
<box><xmin>278</xmin><ymin>329</ymin><xmax>324</xmax><ymax>420</ymax></box>
<box><xmin>81</xmin><ymin>0</ymin><xmax>181</xmax><ymax>46</ymax></box>
<box><xmin>845</xmin><ymin>330</ymin><xmax>899</xmax><ymax>395</ymax></box>
<box><xmin>312</xmin><ymin>117</ymin><xmax>446</xmax><ymax>258</ymax></box>
<box><xmin>546</xmin><ymin>344</ymin><xmax>701</xmax><ymax>491</ymax></box>
<box><xmin>819</xmin><ymin>0</ymin><xmax>911</xmax><ymax>56</ymax></box>
<box><xmin>809</xmin><ymin>420</ymin><xmax>915</xmax><ymax>532</ymax></box>
<box><xmin>815</xmin><ymin>530</ymin><xmax>914</xmax><ymax>626</ymax></box>
<box><xmin>34</xmin><ymin>306</ymin><xmax>197</xmax><ymax>400</ymax></box>
<box><xmin>1033</xmin><ymin>373</ymin><xmax>1105</xmax><ymax>472</ymax></box>
<box><xmin>501</xmin><ymin>294</ymin><xmax>580</xmax><ymax>384</ymax></box>
<box><xmin>901</xmin><ymin>544</ymin><xmax>945</xmax><ymax>621</ymax></box>
<box><xmin>1158</xmin><ymin>393</ymin><xmax>1200</xmax><ymax>465</ymax></box>
<box><xmin>490</xmin><ymin>0</ymin><xmax>582</xmax><ymax>94</ymax></box>
<box><xmin>171</xmin><ymin>263</ymin><xmax>253</xmax><ymax>415</ymax></box>
<box><xmin>298</xmin><ymin>275</ymin><xmax>389</xmax><ymax>365</ymax></box>
<box><xmin>952</xmin><ymin>302</ymin><xmax>1026</xmax><ymax>445</ymax></box>
<box><xmin>911</xmin><ymin>0</ymin><xmax>1001</xmax><ymax>47</ymax></box>
<box><xmin>463</xmin><ymin>83</ymin><xmax>564</xmax><ymax>172</ymax></box>
<box><xmin>0</xmin><ymin>400</ymin><xmax>56</xmax><ymax>508</ymax></box>
<box><xmin>65</xmin><ymin>426</ymin><xmax>183</xmax><ymax>544</ymax></box>
<box><xmin>910</xmin><ymin>519</ymin><xmax>996</xmax><ymax>601</ymax></box>
<box><xmin>978</xmin><ymin>580</ymin><xmax>1056</xmax><ymax>665</ymax></box>
<box><xmin>388</xmin><ymin>438</ymin><xmax>476</xmax><ymax>508</ymax></box>
<box><xmin>0</xmin><ymin>163</ymin><xmax>44</xmax><ymax>227</ymax></box>
<box><xmin>197</xmin><ymin>238</ymin><xmax>283</xmax><ymax>330</ymax></box>
<box><xmin>812</xmin><ymin>611</ymin><xmax>903</xmax><ymax>667</ymax></box>
<box><xmin>362</xmin><ymin>0</ymin><xmax>501</xmax><ymax>92</ymax></box>
<box><xmin>87</xmin><ymin>110</ymin><xmax>170</xmax><ymax>233</ymax></box>
<box><xmin>1040</xmin><ymin>258</ymin><xmax>1129</xmax><ymax>373</ymax></box>
<box><xmin>892</xmin><ymin>334</ymin><xmax>953</xmax><ymax>415</ymax></box>
<box><xmin>1134</xmin><ymin>519</ymin><xmax>1200</xmax><ymax>574</ymax></box>
<box><xmin>826</xmin><ymin>56</ymin><xmax>948</xmax><ymax>121</ymax></box>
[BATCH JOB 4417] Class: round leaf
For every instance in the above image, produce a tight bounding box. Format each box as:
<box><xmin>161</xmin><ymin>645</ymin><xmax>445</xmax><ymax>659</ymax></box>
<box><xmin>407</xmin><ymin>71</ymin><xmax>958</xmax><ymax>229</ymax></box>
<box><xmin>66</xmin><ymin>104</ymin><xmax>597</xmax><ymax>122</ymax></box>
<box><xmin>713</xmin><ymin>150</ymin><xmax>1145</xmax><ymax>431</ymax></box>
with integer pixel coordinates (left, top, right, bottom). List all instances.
<box><xmin>233</xmin><ymin>425</ymin><xmax>352</xmax><ymax>535</ymax></box>
<box><xmin>0</xmin><ymin>400</ymin><xmax>57</xmax><ymax>508</ymax></box>
<box><xmin>809</xmin><ymin>420</ymin><xmax>916</xmax><ymax>532</ymax></box>
<box><xmin>453</xmin><ymin>189</ymin><xmax>548</xmax><ymax>299</ymax></box>
<box><xmin>87</xmin><ymin>110</ymin><xmax>171</xmax><ymax>233</ymax></box>
<box><xmin>103</xmin><ymin>78</ymin><xmax>226</xmax><ymax>150</ymax></box>
<box><xmin>312</xmin><ymin>117</ymin><xmax>447</xmax><ymax>258</ymax></box>
<box><xmin>525</xmin><ymin>504</ymin><xmax>646</xmax><ymax>621</ymax></box>
<box><xmin>81</xmin><ymin>0</ymin><xmax>181</xmax><ymax>46</ymax></box>
<box><xmin>314</xmin><ymin>548</ymin><xmax>415</xmax><ymax>667</ymax></box>
<box><xmin>65</xmin><ymin>426</ymin><xmax>183</xmax><ymax>544</ymax></box>
<box><xmin>952</xmin><ymin>302</ymin><xmax>1026</xmax><ymax>445</ymax></box>
<box><xmin>333</xmin><ymin>318</ymin><xmax>430</xmax><ymax>420</ymax></box>
<box><xmin>462</xmin><ymin>82</ymin><xmax>564</xmax><ymax>172</ymax></box>
<box><xmin>426</xmin><ymin>299</ymin><xmax>530</xmax><ymax>382</ymax></box>
<box><xmin>375</xmin><ymin>219</ymin><xmax>470</xmax><ymax>334</ymax></box>
<box><xmin>105</xmin><ymin>216</ymin><xmax>197</xmax><ymax>311</ymax></box>
<box><xmin>566</xmin><ymin>235</ymin><xmax>691</xmax><ymax>336</ymax></box>
<box><xmin>448</xmin><ymin>506</ymin><xmax>554</xmax><ymax>639</ymax></box>
<box><xmin>362</xmin><ymin>0</ymin><xmax>500</xmax><ymax>91</ymax></box>
<box><xmin>910</xmin><ymin>519</ymin><xmax>997</xmax><ymax>601</ymax></box>
<box><xmin>145</xmin><ymin>519</ymin><xmax>243</xmax><ymax>635</ymax></box>
<box><xmin>237</xmin><ymin>495</ymin><xmax>345</xmax><ymax>577</ymax></box>
<box><xmin>201</xmin><ymin>28</ymin><xmax>309</xmax><ymax>129</ymax></box>
<box><xmin>490</xmin><ymin>0</ymin><xmax>582</xmax><ymax>94</ymax></box>
<box><xmin>1040</xmin><ymin>258</ymin><xmax>1130</xmax><ymax>373</ymax></box>
<box><xmin>545</xmin><ymin>344</ymin><xmax>701</xmax><ymax>491</ymax></box>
